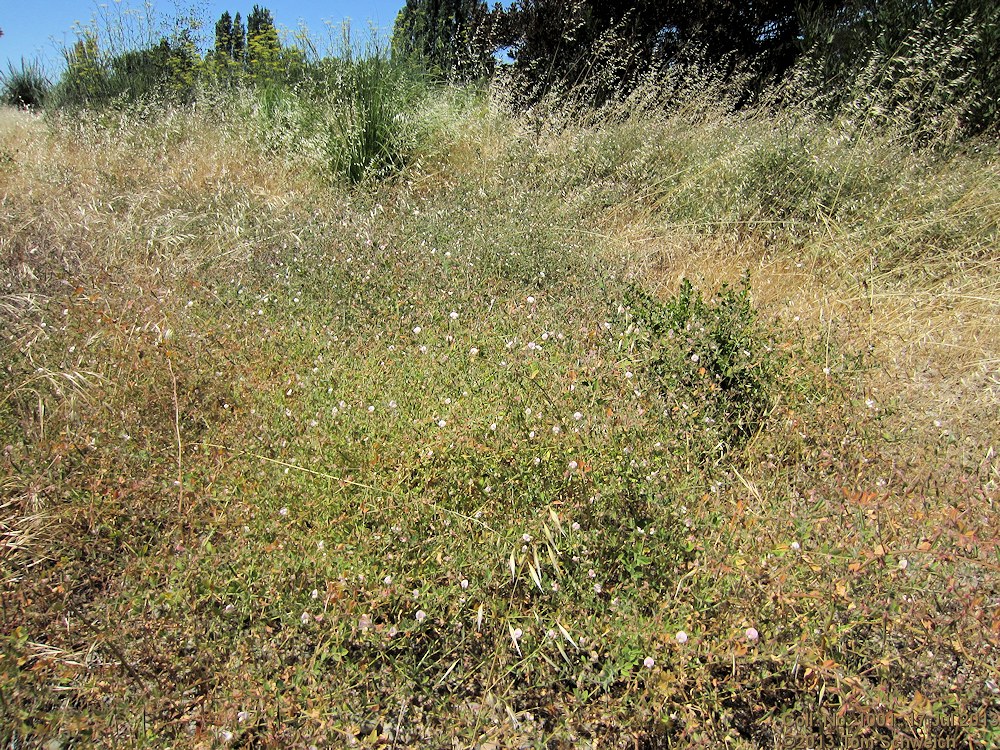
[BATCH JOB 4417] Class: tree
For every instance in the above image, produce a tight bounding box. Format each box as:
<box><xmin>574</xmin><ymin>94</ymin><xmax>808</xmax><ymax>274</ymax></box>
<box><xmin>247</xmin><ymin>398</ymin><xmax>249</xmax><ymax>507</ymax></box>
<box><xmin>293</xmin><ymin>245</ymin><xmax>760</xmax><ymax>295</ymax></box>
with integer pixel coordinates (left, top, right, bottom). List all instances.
<box><xmin>215</xmin><ymin>11</ymin><xmax>235</xmax><ymax>61</ymax></box>
<box><xmin>661</xmin><ymin>0</ymin><xmax>806</xmax><ymax>75</ymax></box>
<box><xmin>501</xmin><ymin>0</ymin><xmax>1000</xmax><ymax>135</ymax></box>
<box><xmin>58</xmin><ymin>32</ymin><xmax>104</xmax><ymax>105</ymax></box>
<box><xmin>392</xmin><ymin>0</ymin><xmax>501</xmax><ymax>79</ymax></box>
<box><xmin>212</xmin><ymin>9</ymin><xmax>245</xmax><ymax>81</ymax></box>
<box><xmin>796</xmin><ymin>0</ymin><xmax>1000</xmax><ymax>136</ymax></box>
<box><xmin>163</xmin><ymin>28</ymin><xmax>200</xmax><ymax>100</ymax></box>
<box><xmin>502</xmin><ymin>0</ymin><xmax>675</xmax><ymax>101</ymax></box>
<box><xmin>246</xmin><ymin>4</ymin><xmax>281</xmax><ymax>80</ymax></box>
<box><xmin>247</xmin><ymin>5</ymin><xmax>276</xmax><ymax>39</ymax></box>
<box><xmin>212</xmin><ymin>6</ymin><xmax>309</xmax><ymax>87</ymax></box>
<box><xmin>499</xmin><ymin>0</ymin><xmax>854</xmax><ymax>105</ymax></box>
<box><xmin>52</xmin><ymin>28</ymin><xmax>201</xmax><ymax>107</ymax></box>
<box><xmin>233</xmin><ymin>12</ymin><xmax>246</xmax><ymax>64</ymax></box>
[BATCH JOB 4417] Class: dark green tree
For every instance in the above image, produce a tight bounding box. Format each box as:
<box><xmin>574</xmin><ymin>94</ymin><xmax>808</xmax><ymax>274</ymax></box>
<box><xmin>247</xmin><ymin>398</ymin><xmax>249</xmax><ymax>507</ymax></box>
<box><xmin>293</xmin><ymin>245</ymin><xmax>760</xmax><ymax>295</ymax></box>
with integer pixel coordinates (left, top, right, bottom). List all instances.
<box><xmin>215</xmin><ymin>11</ymin><xmax>235</xmax><ymax>60</ymax></box>
<box><xmin>233</xmin><ymin>12</ymin><xmax>246</xmax><ymax>65</ymax></box>
<box><xmin>55</xmin><ymin>33</ymin><xmax>104</xmax><ymax>106</ymax></box>
<box><xmin>52</xmin><ymin>30</ymin><xmax>200</xmax><ymax>107</ymax></box>
<box><xmin>213</xmin><ymin>9</ymin><xmax>245</xmax><ymax>81</ymax></box>
<box><xmin>503</xmin><ymin>0</ymin><xmax>823</xmax><ymax>102</ymax></box>
<box><xmin>503</xmin><ymin>0</ymin><xmax>692</xmax><ymax>104</ymax></box>
<box><xmin>247</xmin><ymin>5</ymin><xmax>275</xmax><ymax>39</ymax></box>
<box><xmin>797</xmin><ymin>0</ymin><xmax>1000</xmax><ymax>136</ymax></box>
<box><xmin>392</xmin><ymin>0</ymin><xmax>501</xmax><ymax>79</ymax></box>
<box><xmin>500</xmin><ymin>0</ymin><xmax>999</xmax><ymax>131</ymax></box>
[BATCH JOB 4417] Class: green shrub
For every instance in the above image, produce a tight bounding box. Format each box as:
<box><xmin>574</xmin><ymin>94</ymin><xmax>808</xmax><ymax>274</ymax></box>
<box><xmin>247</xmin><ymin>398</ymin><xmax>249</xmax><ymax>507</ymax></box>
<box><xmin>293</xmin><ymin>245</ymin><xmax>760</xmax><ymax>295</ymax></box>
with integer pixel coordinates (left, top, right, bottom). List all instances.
<box><xmin>1</xmin><ymin>59</ymin><xmax>50</xmax><ymax>109</ymax></box>
<box><xmin>51</xmin><ymin>33</ymin><xmax>200</xmax><ymax>108</ymax></box>
<box><xmin>624</xmin><ymin>275</ymin><xmax>778</xmax><ymax>453</ymax></box>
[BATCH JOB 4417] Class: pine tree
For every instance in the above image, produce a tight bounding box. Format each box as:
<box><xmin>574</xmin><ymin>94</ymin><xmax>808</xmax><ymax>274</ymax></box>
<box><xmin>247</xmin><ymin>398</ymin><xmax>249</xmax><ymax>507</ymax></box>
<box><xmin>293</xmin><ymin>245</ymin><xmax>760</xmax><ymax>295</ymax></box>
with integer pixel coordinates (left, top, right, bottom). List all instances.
<box><xmin>247</xmin><ymin>5</ymin><xmax>275</xmax><ymax>39</ymax></box>
<box><xmin>215</xmin><ymin>11</ymin><xmax>234</xmax><ymax>61</ymax></box>
<box><xmin>233</xmin><ymin>13</ymin><xmax>246</xmax><ymax>66</ymax></box>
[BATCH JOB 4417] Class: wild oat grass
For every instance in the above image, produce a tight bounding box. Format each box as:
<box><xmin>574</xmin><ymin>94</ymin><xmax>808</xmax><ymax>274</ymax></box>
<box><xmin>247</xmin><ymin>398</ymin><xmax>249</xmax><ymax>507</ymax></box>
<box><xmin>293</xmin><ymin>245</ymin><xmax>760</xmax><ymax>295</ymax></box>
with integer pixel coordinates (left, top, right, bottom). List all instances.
<box><xmin>1</xmin><ymin>80</ymin><xmax>998</xmax><ymax>749</ymax></box>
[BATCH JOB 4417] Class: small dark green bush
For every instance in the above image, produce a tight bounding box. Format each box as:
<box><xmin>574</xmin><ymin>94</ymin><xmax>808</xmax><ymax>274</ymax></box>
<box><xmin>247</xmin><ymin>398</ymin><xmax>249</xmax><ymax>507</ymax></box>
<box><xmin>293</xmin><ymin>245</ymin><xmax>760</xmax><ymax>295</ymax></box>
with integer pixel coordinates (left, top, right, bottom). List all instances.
<box><xmin>625</xmin><ymin>275</ymin><xmax>778</xmax><ymax>453</ymax></box>
<box><xmin>1</xmin><ymin>59</ymin><xmax>50</xmax><ymax>109</ymax></box>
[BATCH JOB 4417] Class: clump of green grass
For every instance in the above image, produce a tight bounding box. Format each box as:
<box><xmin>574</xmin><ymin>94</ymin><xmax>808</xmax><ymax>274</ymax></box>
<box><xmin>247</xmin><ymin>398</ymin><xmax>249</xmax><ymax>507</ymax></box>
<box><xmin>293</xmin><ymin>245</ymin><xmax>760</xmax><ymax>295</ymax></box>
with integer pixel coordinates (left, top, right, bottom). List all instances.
<box><xmin>324</xmin><ymin>47</ymin><xmax>420</xmax><ymax>184</ymax></box>
<box><xmin>1</xmin><ymin>59</ymin><xmax>51</xmax><ymax>109</ymax></box>
<box><xmin>238</xmin><ymin>39</ymin><xmax>425</xmax><ymax>185</ymax></box>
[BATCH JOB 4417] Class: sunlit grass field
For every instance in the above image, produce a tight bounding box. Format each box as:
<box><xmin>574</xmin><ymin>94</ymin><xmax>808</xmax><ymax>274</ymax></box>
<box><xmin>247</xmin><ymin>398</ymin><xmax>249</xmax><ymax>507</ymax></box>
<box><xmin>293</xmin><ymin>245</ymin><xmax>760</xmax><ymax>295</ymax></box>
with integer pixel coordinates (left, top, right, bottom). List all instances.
<box><xmin>1</xmin><ymin>85</ymin><xmax>998</xmax><ymax>748</ymax></box>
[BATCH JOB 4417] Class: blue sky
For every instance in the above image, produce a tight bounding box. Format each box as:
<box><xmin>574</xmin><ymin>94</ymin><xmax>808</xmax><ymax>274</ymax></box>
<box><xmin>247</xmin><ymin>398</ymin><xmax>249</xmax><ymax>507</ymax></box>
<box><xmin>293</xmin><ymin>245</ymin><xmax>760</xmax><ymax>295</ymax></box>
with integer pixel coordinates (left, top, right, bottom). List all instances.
<box><xmin>2</xmin><ymin>0</ymin><xmax>408</xmax><ymax>73</ymax></box>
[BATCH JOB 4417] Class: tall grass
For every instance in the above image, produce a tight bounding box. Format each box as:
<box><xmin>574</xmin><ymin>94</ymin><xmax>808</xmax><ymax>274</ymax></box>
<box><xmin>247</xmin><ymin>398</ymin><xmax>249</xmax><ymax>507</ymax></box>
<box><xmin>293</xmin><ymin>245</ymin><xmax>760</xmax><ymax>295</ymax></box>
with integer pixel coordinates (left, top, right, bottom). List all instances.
<box><xmin>324</xmin><ymin>42</ymin><xmax>422</xmax><ymax>183</ymax></box>
<box><xmin>792</xmin><ymin>0</ymin><xmax>1000</xmax><ymax>143</ymax></box>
